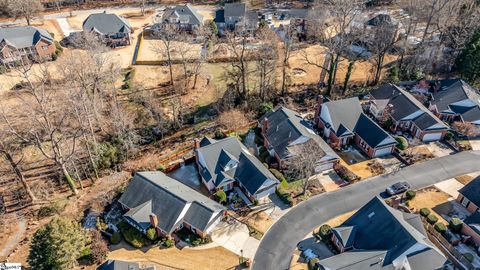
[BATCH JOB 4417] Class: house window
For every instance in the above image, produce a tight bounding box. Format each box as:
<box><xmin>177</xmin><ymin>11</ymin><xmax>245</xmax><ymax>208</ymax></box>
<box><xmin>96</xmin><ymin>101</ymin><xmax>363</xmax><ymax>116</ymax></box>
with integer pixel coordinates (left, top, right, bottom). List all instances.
<box><xmin>42</xmin><ymin>45</ymin><xmax>49</xmax><ymax>50</ymax></box>
<box><xmin>461</xmin><ymin>197</ymin><xmax>470</xmax><ymax>207</ymax></box>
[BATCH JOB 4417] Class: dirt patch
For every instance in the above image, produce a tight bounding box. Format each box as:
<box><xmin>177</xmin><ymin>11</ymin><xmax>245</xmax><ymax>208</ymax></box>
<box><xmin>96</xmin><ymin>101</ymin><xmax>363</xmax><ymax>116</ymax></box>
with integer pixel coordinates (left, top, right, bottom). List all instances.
<box><xmin>408</xmin><ymin>187</ymin><xmax>451</xmax><ymax>224</ymax></box>
<box><xmin>455</xmin><ymin>175</ymin><xmax>474</xmax><ymax>185</ymax></box>
<box><xmin>108</xmin><ymin>242</ymin><xmax>239</xmax><ymax>270</ymax></box>
<box><xmin>290</xmin><ymin>254</ymin><xmax>308</xmax><ymax>270</ymax></box>
<box><xmin>239</xmin><ymin>211</ymin><xmax>275</xmax><ymax>235</ymax></box>
<box><xmin>292</xmin><ymin>68</ymin><xmax>307</xmax><ymax>77</ymax></box>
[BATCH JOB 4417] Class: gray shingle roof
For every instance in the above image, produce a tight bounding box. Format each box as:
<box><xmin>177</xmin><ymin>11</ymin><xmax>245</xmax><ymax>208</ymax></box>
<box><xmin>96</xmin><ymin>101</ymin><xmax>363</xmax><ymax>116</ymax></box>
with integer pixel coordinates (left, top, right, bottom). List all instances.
<box><xmin>162</xmin><ymin>4</ymin><xmax>203</xmax><ymax>25</ymax></box>
<box><xmin>83</xmin><ymin>12</ymin><xmax>132</xmax><ymax>35</ymax></box>
<box><xmin>320</xmin><ymin>196</ymin><xmax>446</xmax><ymax>269</ymax></box>
<box><xmin>118</xmin><ymin>172</ymin><xmax>225</xmax><ymax>234</ymax></box>
<box><xmin>371</xmin><ymin>84</ymin><xmax>448</xmax><ymax>131</ymax></box>
<box><xmin>464</xmin><ymin>212</ymin><xmax>480</xmax><ymax>235</ymax></box>
<box><xmin>321</xmin><ymin>98</ymin><xmax>396</xmax><ymax>148</ymax></box>
<box><xmin>224</xmin><ymin>3</ymin><xmax>246</xmax><ymax>18</ymax></box>
<box><xmin>260</xmin><ymin>106</ymin><xmax>339</xmax><ymax>160</ymax></box>
<box><xmin>459</xmin><ymin>176</ymin><xmax>480</xmax><ymax>207</ymax></box>
<box><xmin>0</xmin><ymin>26</ymin><xmax>53</xmax><ymax>49</ymax></box>
<box><xmin>97</xmin><ymin>260</ymin><xmax>140</xmax><ymax>270</ymax></box>
<box><xmin>196</xmin><ymin>136</ymin><xmax>279</xmax><ymax>196</ymax></box>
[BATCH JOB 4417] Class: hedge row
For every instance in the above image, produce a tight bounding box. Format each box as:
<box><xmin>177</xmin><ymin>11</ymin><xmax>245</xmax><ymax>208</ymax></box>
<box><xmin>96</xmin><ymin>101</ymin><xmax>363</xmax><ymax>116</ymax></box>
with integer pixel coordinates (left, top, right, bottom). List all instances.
<box><xmin>118</xmin><ymin>222</ymin><xmax>146</xmax><ymax>248</ymax></box>
<box><xmin>276</xmin><ymin>188</ymin><xmax>292</xmax><ymax>206</ymax></box>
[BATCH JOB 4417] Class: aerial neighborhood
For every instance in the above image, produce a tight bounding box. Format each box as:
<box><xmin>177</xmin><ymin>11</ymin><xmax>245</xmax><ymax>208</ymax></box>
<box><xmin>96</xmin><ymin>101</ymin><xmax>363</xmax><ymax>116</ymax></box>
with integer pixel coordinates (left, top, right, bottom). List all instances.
<box><xmin>1</xmin><ymin>1</ymin><xmax>480</xmax><ymax>270</ymax></box>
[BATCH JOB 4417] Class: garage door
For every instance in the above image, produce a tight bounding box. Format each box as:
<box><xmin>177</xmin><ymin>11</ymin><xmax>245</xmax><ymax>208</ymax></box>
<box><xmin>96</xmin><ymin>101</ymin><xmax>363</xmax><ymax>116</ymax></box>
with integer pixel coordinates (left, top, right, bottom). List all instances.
<box><xmin>374</xmin><ymin>147</ymin><xmax>392</xmax><ymax>157</ymax></box>
<box><xmin>423</xmin><ymin>132</ymin><xmax>442</xmax><ymax>142</ymax></box>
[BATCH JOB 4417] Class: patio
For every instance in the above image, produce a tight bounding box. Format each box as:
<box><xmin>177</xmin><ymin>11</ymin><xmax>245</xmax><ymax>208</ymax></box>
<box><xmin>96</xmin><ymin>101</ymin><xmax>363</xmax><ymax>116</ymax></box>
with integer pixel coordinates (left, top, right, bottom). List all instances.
<box><xmin>167</xmin><ymin>161</ymin><xmax>210</xmax><ymax>196</ymax></box>
<box><xmin>337</xmin><ymin>147</ymin><xmax>368</xmax><ymax>165</ymax></box>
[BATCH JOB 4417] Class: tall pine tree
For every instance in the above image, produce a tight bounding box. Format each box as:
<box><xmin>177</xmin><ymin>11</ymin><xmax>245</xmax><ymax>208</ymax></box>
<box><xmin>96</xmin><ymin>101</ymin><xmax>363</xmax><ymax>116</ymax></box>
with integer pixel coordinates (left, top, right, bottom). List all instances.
<box><xmin>456</xmin><ymin>29</ymin><xmax>480</xmax><ymax>84</ymax></box>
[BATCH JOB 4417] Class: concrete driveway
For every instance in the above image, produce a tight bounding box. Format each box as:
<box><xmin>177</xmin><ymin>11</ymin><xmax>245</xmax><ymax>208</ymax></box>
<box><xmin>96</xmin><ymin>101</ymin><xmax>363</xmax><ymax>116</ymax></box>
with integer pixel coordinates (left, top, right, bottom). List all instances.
<box><xmin>434</xmin><ymin>178</ymin><xmax>464</xmax><ymax>198</ymax></box>
<box><xmin>470</xmin><ymin>139</ymin><xmax>480</xmax><ymax>150</ymax></box>
<box><xmin>211</xmin><ymin>220</ymin><xmax>259</xmax><ymax>259</ymax></box>
<box><xmin>252</xmin><ymin>151</ymin><xmax>480</xmax><ymax>270</ymax></box>
<box><xmin>425</xmin><ymin>141</ymin><xmax>455</xmax><ymax>157</ymax></box>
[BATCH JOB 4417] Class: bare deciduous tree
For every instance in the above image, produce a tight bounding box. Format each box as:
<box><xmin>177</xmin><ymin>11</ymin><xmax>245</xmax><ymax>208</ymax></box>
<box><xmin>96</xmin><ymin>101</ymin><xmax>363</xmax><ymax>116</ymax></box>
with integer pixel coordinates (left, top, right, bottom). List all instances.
<box><xmin>453</xmin><ymin>121</ymin><xmax>478</xmax><ymax>137</ymax></box>
<box><xmin>255</xmin><ymin>26</ymin><xmax>279</xmax><ymax>100</ymax></box>
<box><xmin>287</xmin><ymin>140</ymin><xmax>325</xmax><ymax>195</ymax></box>
<box><xmin>8</xmin><ymin>0</ymin><xmax>43</xmax><ymax>26</ymax></box>
<box><xmin>224</xmin><ymin>31</ymin><xmax>250</xmax><ymax>104</ymax></box>
<box><xmin>152</xmin><ymin>26</ymin><xmax>177</xmax><ymax>87</ymax></box>
<box><xmin>217</xmin><ymin>109</ymin><xmax>250</xmax><ymax>131</ymax></box>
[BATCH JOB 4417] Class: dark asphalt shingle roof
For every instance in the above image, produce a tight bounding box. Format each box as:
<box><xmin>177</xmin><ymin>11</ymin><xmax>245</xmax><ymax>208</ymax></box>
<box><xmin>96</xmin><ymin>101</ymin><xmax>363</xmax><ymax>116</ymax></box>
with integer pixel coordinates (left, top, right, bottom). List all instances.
<box><xmin>0</xmin><ymin>26</ymin><xmax>53</xmax><ymax>49</ymax></box>
<box><xmin>464</xmin><ymin>212</ymin><xmax>480</xmax><ymax>236</ymax></box>
<box><xmin>97</xmin><ymin>260</ymin><xmax>140</xmax><ymax>270</ymax></box>
<box><xmin>320</xmin><ymin>196</ymin><xmax>446</xmax><ymax>269</ymax></box>
<box><xmin>83</xmin><ymin>12</ymin><xmax>132</xmax><ymax>35</ymax></box>
<box><xmin>118</xmin><ymin>172</ymin><xmax>225</xmax><ymax>233</ymax></box>
<box><xmin>321</xmin><ymin>97</ymin><xmax>396</xmax><ymax>148</ymax></box>
<box><xmin>260</xmin><ymin>106</ymin><xmax>339</xmax><ymax>160</ymax></box>
<box><xmin>371</xmin><ymin>84</ymin><xmax>448</xmax><ymax>131</ymax></box>
<box><xmin>215</xmin><ymin>9</ymin><xmax>225</xmax><ymax>23</ymax></box>
<box><xmin>459</xmin><ymin>176</ymin><xmax>480</xmax><ymax>207</ymax></box>
<box><xmin>224</xmin><ymin>3</ymin><xmax>246</xmax><ymax>18</ymax></box>
<box><xmin>163</xmin><ymin>4</ymin><xmax>203</xmax><ymax>25</ymax></box>
<box><xmin>196</xmin><ymin>136</ymin><xmax>279</xmax><ymax>196</ymax></box>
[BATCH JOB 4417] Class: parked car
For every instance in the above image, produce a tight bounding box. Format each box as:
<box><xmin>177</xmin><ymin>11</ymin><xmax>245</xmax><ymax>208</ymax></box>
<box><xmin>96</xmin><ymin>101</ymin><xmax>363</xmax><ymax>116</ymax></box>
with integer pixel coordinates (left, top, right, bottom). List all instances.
<box><xmin>386</xmin><ymin>182</ymin><xmax>411</xmax><ymax>196</ymax></box>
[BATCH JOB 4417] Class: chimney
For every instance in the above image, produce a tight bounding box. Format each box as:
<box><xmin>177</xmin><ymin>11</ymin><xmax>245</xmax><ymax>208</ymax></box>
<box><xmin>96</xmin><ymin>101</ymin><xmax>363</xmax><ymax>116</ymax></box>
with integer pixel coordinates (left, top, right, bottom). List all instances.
<box><xmin>262</xmin><ymin>117</ymin><xmax>269</xmax><ymax>134</ymax></box>
<box><xmin>149</xmin><ymin>214</ymin><xmax>158</xmax><ymax>228</ymax></box>
<box><xmin>314</xmin><ymin>95</ymin><xmax>324</xmax><ymax>125</ymax></box>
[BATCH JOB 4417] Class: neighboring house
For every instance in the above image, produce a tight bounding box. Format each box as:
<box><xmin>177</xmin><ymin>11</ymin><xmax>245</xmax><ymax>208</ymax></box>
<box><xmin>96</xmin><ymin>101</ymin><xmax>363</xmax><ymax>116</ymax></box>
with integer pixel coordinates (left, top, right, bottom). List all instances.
<box><xmin>118</xmin><ymin>172</ymin><xmax>226</xmax><ymax>239</ymax></box>
<box><xmin>161</xmin><ymin>4</ymin><xmax>203</xmax><ymax>31</ymax></box>
<box><xmin>0</xmin><ymin>26</ymin><xmax>55</xmax><ymax>66</ymax></box>
<box><xmin>97</xmin><ymin>260</ymin><xmax>155</xmax><ymax>270</ymax></box>
<box><xmin>259</xmin><ymin>106</ymin><xmax>339</xmax><ymax>171</ymax></box>
<box><xmin>462</xmin><ymin>212</ymin><xmax>480</xmax><ymax>246</ymax></box>
<box><xmin>217</xmin><ymin>3</ymin><xmax>258</xmax><ymax>33</ymax></box>
<box><xmin>194</xmin><ymin>136</ymin><xmax>279</xmax><ymax>203</ymax></box>
<box><xmin>319</xmin><ymin>196</ymin><xmax>447</xmax><ymax>270</ymax></box>
<box><xmin>369</xmin><ymin>84</ymin><xmax>449</xmax><ymax>142</ymax></box>
<box><xmin>315</xmin><ymin>96</ymin><xmax>397</xmax><ymax>158</ymax></box>
<box><xmin>275</xmin><ymin>9</ymin><xmax>311</xmax><ymax>35</ymax></box>
<box><xmin>457</xmin><ymin>176</ymin><xmax>480</xmax><ymax>214</ymax></box>
<box><xmin>427</xmin><ymin>79</ymin><xmax>480</xmax><ymax>127</ymax></box>
<box><xmin>83</xmin><ymin>12</ymin><xmax>132</xmax><ymax>47</ymax></box>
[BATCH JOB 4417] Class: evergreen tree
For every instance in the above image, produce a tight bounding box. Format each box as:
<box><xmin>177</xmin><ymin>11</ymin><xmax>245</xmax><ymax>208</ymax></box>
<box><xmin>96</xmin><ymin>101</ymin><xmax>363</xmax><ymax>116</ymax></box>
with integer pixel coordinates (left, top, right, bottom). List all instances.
<box><xmin>456</xmin><ymin>29</ymin><xmax>480</xmax><ymax>84</ymax></box>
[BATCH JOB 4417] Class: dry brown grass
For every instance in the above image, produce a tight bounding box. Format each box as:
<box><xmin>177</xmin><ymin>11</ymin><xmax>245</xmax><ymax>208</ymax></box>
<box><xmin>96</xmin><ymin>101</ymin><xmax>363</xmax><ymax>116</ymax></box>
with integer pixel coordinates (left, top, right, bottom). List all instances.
<box><xmin>340</xmin><ymin>159</ymin><xmax>374</xmax><ymax>180</ymax></box>
<box><xmin>455</xmin><ymin>175</ymin><xmax>474</xmax><ymax>185</ymax></box>
<box><xmin>240</xmin><ymin>211</ymin><xmax>275</xmax><ymax>235</ymax></box>
<box><xmin>290</xmin><ymin>254</ymin><xmax>308</xmax><ymax>270</ymax></box>
<box><xmin>408</xmin><ymin>187</ymin><xmax>451</xmax><ymax>224</ymax></box>
<box><xmin>324</xmin><ymin>210</ymin><xmax>356</xmax><ymax>228</ymax></box>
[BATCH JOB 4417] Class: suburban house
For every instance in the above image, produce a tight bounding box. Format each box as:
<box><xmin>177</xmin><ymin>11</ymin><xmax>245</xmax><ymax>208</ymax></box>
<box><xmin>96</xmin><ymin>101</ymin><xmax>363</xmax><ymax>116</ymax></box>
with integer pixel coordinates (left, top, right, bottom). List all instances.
<box><xmin>318</xmin><ymin>196</ymin><xmax>447</xmax><ymax>270</ymax></box>
<box><xmin>118</xmin><ymin>172</ymin><xmax>226</xmax><ymax>239</ymax></box>
<box><xmin>369</xmin><ymin>84</ymin><xmax>449</xmax><ymax>142</ymax></box>
<box><xmin>82</xmin><ymin>12</ymin><xmax>132</xmax><ymax>47</ymax></box>
<box><xmin>457</xmin><ymin>176</ymin><xmax>480</xmax><ymax>214</ymax></box>
<box><xmin>259</xmin><ymin>106</ymin><xmax>339</xmax><ymax>171</ymax></box>
<box><xmin>315</xmin><ymin>96</ymin><xmax>397</xmax><ymax>158</ymax></box>
<box><xmin>97</xmin><ymin>260</ymin><xmax>155</xmax><ymax>270</ymax></box>
<box><xmin>194</xmin><ymin>136</ymin><xmax>279</xmax><ymax>203</ymax></box>
<box><xmin>216</xmin><ymin>3</ymin><xmax>258</xmax><ymax>33</ymax></box>
<box><xmin>161</xmin><ymin>4</ymin><xmax>203</xmax><ymax>31</ymax></box>
<box><xmin>426</xmin><ymin>79</ymin><xmax>480</xmax><ymax>127</ymax></box>
<box><xmin>462</xmin><ymin>212</ymin><xmax>480</xmax><ymax>246</ymax></box>
<box><xmin>0</xmin><ymin>26</ymin><xmax>55</xmax><ymax>66</ymax></box>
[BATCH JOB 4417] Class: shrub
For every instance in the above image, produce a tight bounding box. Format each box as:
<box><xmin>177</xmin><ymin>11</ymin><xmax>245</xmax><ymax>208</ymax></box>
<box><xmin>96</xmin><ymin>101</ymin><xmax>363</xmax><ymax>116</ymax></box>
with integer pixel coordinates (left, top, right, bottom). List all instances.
<box><xmin>434</xmin><ymin>222</ymin><xmax>447</xmax><ymax>235</ymax></box>
<box><xmin>215</xmin><ymin>190</ymin><xmax>227</xmax><ymax>204</ymax></box>
<box><xmin>96</xmin><ymin>217</ymin><xmax>108</xmax><ymax>231</ymax></box>
<box><xmin>449</xmin><ymin>218</ymin><xmax>463</xmax><ymax>233</ymax></box>
<box><xmin>37</xmin><ymin>199</ymin><xmax>68</xmax><ymax>218</ymax></box>
<box><xmin>405</xmin><ymin>190</ymin><xmax>416</xmax><ymax>200</ymax></box>
<box><xmin>51</xmin><ymin>51</ymin><xmax>59</xmax><ymax>61</ymax></box>
<box><xmin>275</xmin><ymin>188</ymin><xmax>292</xmax><ymax>206</ymax></box>
<box><xmin>308</xmin><ymin>257</ymin><xmax>320</xmax><ymax>270</ymax></box>
<box><xmin>54</xmin><ymin>40</ymin><xmax>63</xmax><ymax>52</ymax></box>
<box><xmin>257</xmin><ymin>102</ymin><xmax>273</xmax><ymax>117</ymax></box>
<box><xmin>90</xmin><ymin>230</ymin><xmax>109</xmax><ymax>264</ymax></box>
<box><xmin>157</xmin><ymin>164</ymin><xmax>166</xmax><ymax>172</ymax></box>
<box><xmin>214</xmin><ymin>129</ymin><xmax>225</xmax><ymax>139</ymax></box>
<box><xmin>265</xmin><ymin>155</ymin><xmax>276</xmax><ymax>165</ymax></box>
<box><xmin>269</xmin><ymin>169</ymin><xmax>286</xmax><ymax>182</ymax></box>
<box><xmin>259</xmin><ymin>146</ymin><xmax>267</xmax><ymax>154</ymax></box>
<box><xmin>426</xmin><ymin>214</ymin><xmax>439</xmax><ymax>225</ymax></box>
<box><xmin>463</xmin><ymin>253</ymin><xmax>474</xmax><ymax>263</ymax></box>
<box><xmin>262</xmin><ymin>162</ymin><xmax>269</xmax><ymax>169</ymax></box>
<box><xmin>395</xmin><ymin>136</ymin><xmax>408</xmax><ymax>150</ymax></box>
<box><xmin>279</xmin><ymin>178</ymin><xmax>289</xmax><ymax>189</ymax></box>
<box><xmin>419</xmin><ymin>208</ymin><xmax>431</xmax><ymax>217</ymax></box>
<box><xmin>110</xmin><ymin>232</ymin><xmax>122</xmax><ymax>245</ymax></box>
<box><xmin>318</xmin><ymin>224</ymin><xmax>332</xmax><ymax>240</ymax></box>
<box><xmin>161</xmin><ymin>238</ymin><xmax>174</xmax><ymax>248</ymax></box>
<box><xmin>0</xmin><ymin>65</ymin><xmax>6</xmax><ymax>75</ymax></box>
<box><xmin>259</xmin><ymin>150</ymin><xmax>270</xmax><ymax>161</ymax></box>
<box><xmin>118</xmin><ymin>222</ymin><xmax>146</xmax><ymax>248</ymax></box>
<box><xmin>146</xmin><ymin>227</ymin><xmax>157</xmax><ymax>241</ymax></box>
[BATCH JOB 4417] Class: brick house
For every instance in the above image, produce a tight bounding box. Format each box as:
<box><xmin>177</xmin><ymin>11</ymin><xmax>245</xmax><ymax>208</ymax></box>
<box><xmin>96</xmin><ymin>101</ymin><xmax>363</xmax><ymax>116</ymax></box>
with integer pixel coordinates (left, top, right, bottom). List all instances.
<box><xmin>160</xmin><ymin>4</ymin><xmax>203</xmax><ymax>32</ymax></box>
<box><xmin>259</xmin><ymin>106</ymin><xmax>339</xmax><ymax>171</ymax></box>
<box><xmin>320</xmin><ymin>196</ymin><xmax>447</xmax><ymax>270</ymax></box>
<box><xmin>369</xmin><ymin>84</ymin><xmax>449</xmax><ymax>142</ymax></box>
<box><xmin>315</xmin><ymin>96</ymin><xmax>397</xmax><ymax>158</ymax></box>
<box><xmin>194</xmin><ymin>136</ymin><xmax>279</xmax><ymax>203</ymax></box>
<box><xmin>0</xmin><ymin>26</ymin><xmax>55</xmax><ymax>66</ymax></box>
<box><xmin>215</xmin><ymin>3</ymin><xmax>258</xmax><ymax>33</ymax></box>
<box><xmin>457</xmin><ymin>176</ymin><xmax>480</xmax><ymax>214</ymax></box>
<box><xmin>118</xmin><ymin>172</ymin><xmax>225</xmax><ymax>239</ymax></box>
<box><xmin>462</xmin><ymin>212</ymin><xmax>480</xmax><ymax>246</ymax></box>
<box><xmin>82</xmin><ymin>12</ymin><xmax>132</xmax><ymax>47</ymax></box>
<box><xmin>426</xmin><ymin>79</ymin><xmax>480</xmax><ymax>129</ymax></box>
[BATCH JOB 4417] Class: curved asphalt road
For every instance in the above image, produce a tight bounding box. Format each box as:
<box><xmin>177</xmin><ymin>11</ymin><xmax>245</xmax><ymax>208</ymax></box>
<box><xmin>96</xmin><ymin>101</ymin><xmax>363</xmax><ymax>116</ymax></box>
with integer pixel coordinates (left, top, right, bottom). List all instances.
<box><xmin>252</xmin><ymin>151</ymin><xmax>480</xmax><ymax>270</ymax></box>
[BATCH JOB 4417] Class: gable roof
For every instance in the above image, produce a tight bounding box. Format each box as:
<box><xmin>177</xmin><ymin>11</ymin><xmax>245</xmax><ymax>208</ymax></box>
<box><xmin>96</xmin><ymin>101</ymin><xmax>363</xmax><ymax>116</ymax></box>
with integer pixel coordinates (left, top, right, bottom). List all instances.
<box><xmin>0</xmin><ymin>26</ymin><xmax>53</xmax><ymax>49</ymax></box>
<box><xmin>321</xmin><ymin>97</ymin><xmax>396</xmax><ymax>148</ymax></box>
<box><xmin>162</xmin><ymin>4</ymin><xmax>203</xmax><ymax>25</ymax></box>
<box><xmin>83</xmin><ymin>12</ymin><xmax>132</xmax><ymax>35</ymax></box>
<box><xmin>224</xmin><ymin>3</ymin><xmax>246</xmax><ymax>18</ymax></box>
<box><xmin>319</xmin><ymin>196</ymin><xmax>446</xmax><ymax>269</ymax></box>
<box><xmin>459</xmin><ymin>176</ymin><xmax>480</xmax><ymax>207</ymax></box>
<box><xmin>464</xmin><ymin>212</ymin><xmax>480</xmax><ymax>236</ymax></box>
<box><xmin>196</xmin><ymin>136</ymin><xmax>279</xmax><ymax>195</ymax></box>
<box><xmin>260</xmin><ymin>106</ymin><xmax>339</xmax><ymax>160</ymax></box>
<box><xmin>371</xmin><ymin>84</ymin><xmax>448</xmax><ymax>131</ymax></box>
<box><xmin>118</xmin><ymin>172</ymin><xmax>225</xmax><ymax>234</ymax></box>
